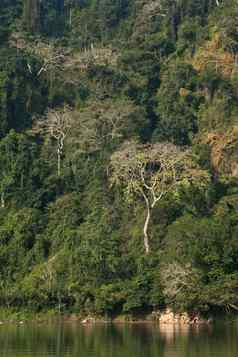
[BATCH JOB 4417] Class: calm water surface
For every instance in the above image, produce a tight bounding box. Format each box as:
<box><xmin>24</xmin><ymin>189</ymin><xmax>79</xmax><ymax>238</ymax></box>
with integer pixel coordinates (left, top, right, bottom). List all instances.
<box><xmin>0</xmin><ymin>321</ymin><xmax>237</xmax><ymax>357</ymax></box>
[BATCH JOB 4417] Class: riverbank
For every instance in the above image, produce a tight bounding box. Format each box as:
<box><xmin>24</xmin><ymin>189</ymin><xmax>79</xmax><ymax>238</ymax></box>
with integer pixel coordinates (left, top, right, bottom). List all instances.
<box><xmin>0</xmin><ymin>307</ymin><xmax>230</xmax><ymax>326</ymax></box>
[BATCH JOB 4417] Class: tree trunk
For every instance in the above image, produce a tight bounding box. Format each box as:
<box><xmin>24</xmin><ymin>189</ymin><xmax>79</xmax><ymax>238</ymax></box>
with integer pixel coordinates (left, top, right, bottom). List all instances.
<box><xmin>57</xmin><ymin>291</ymin><xmax>61</xmax><ymax>313</ymax></box>
<box><xmin>171</xmin><ymin>5</ymin><xmax>178</xmax><ymax>42</ymax></box>
<box><xmin>1</xmin><ymin>192</ymin><xmax>5</xmax><ymax>208</ymax></box>
<box><xmin>57</xmin><ymin>148</ymin><xmax>61</xmax><ymax>177</ymax></box>
<box><xmin>143</xmin><ymin>201</ymin><xmax>151</xmax><ymax>254</ymax></box>
<box><xmin>23</xmin><ymin>0</ymin><xmax>41</xmax><ymax>33</ymax></box>
<box><xmin>69</xmin><ymin>7</ymin><xmax>72</xmax><ymax>27</ymax></box>
<box><xmin>21</xmin><ymin>172</ymin><xmax>24</xmax><ymax>189</ymax></box>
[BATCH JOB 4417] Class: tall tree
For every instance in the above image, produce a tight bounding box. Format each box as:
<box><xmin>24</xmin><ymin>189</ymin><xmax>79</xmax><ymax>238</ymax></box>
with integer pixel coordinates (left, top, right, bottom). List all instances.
<box><xmin>34</xmin><ymin>106</ymin><xmax>73</xmax><ymax>176</ymax></box>
<box><xmin>23</xmin><ymin>0</ymin><xmax>41</xmax><ymax>33</ymax></box>
<box><xmin>110</xmin><ymin>141</ymin><xmax>209</xmax><ymax>254</ymax></box>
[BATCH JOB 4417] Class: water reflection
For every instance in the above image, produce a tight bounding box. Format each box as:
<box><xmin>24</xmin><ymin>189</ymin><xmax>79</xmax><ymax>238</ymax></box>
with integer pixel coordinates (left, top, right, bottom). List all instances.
<box><xmin>0</xmin><ymin>321</ymin><xmax>237</xmax><ymax>357</ymax></box>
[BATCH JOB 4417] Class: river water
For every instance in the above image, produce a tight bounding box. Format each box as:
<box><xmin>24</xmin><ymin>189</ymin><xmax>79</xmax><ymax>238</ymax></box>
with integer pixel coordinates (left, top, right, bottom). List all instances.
<box><xmin>0</xmin><ymin>321</ymin><xmax>237</xmax><ymax>356</ymax></box>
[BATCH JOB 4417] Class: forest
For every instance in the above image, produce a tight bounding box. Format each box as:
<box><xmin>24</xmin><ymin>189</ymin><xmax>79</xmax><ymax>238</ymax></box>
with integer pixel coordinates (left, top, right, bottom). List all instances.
<box><xmin>0</xmin><ymin>0</ymin><xmax>238</xmax><ymax>318</ymax></box>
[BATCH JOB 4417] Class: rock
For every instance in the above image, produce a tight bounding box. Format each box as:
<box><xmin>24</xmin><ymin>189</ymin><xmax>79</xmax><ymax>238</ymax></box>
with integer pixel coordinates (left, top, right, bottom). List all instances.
<box><xmin>159</xmin><ymin>308</ymin><xmax>178</xmax><ymax>324</ymax></box>
<box><xmin>81</xmin><ymin>317</ymin><xmax>95</xmax><ymax>324</ymax></box>
<box><xmin>158</xmin><ymin>308</ymin><xmax>211</xmax><ymax>325</ymax></box>
<box><xmin>190</xmin><ymin>316</ymin><xmax>213</xmax><ymax>325</ymax></box>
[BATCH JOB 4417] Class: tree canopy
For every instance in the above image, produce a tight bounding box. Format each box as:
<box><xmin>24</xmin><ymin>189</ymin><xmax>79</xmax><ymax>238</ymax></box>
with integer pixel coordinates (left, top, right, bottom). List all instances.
<box><xmin>0</xmin><ymin>0</ymin><xmax>237</xmax><ymax>317</ymax></box>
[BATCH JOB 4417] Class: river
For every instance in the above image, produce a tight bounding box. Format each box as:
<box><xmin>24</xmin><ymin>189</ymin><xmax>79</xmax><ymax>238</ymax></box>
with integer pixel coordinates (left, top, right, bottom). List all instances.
<box><xmin>0</xmin><ymin>321</ymin><xmax>237</xmax><ymax>356</ymax></box>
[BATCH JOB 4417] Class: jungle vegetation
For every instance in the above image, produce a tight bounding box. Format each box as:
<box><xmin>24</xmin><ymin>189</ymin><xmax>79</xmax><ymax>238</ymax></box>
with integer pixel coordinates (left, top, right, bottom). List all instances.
<box><xmin>0</xmin><ymin>0</ymin><xmax>238</xmax><ymax>317</ymax></box>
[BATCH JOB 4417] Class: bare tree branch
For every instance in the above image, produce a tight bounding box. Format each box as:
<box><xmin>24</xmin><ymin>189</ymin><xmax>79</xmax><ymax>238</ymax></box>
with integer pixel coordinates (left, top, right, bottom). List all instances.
<box><xmin>33</xmin><ymin>105</ymin><xmax>73</xmax><ymax>176</ymax></box>
<box><xmin>110</xmin><ymin>141</ymin><xmax>210</xmax><ymax>253</ymax></box>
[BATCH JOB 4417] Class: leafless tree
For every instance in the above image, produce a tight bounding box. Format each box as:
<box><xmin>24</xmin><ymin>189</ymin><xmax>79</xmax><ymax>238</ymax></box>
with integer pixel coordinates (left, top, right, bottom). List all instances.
<box><xmin>110</xmin><ymin>141</ymin><xmax>209</xmax><ymax>254</ymax></box>
<box><xmin>66</xmin><ymin>99</ymin><xmax>145</xmax><ymax>158</ymax></box>
<box><xmin>29</xmin><ymin>42</ymin><xmax>68</xmax><ymax>77</ymax></box>
<box><xmin>34</xmin><ymin>106</ymin><xmax>73</xmax><ymax>176</ymax></box>
<box><xmin>161</xmin><ymin>262</ymin><xmax>201</xmax><ymax>301</ymax></box>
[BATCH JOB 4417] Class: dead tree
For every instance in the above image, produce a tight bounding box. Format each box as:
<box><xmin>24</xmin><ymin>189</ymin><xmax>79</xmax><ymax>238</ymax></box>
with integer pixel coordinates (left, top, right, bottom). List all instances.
<box><xmin>34</xmin><ymin>106</ymin><xmax>73</xmax><ymax>176</ymax></box>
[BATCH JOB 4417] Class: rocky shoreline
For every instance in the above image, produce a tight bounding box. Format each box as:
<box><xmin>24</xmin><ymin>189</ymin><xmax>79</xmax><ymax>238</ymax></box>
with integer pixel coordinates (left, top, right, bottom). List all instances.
<box><xmin>0</xmin><ymin>308</ymin><xmax>215</xmax><ymax>326</ymax></box>
<box><xmin>153</xmin><ymin>308</ymin><xmax>213</xmax><ymax>325</ymax></box>
<box><xmin>71</xmin><ymin>308</ymin><xmax>213</xmax><ymax>326</ymax></box>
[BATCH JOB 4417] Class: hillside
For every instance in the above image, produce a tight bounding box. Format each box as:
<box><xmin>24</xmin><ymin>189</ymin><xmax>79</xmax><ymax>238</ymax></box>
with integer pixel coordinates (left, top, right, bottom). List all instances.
<box><xmin>0</xmin><ymin>0</ymin><xmax>238</xmax><ymax>317</ymax></box>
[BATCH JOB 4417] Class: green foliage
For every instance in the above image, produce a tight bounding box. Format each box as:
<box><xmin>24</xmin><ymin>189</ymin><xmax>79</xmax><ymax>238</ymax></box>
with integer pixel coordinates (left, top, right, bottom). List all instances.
<box><xmin>0</xmin><ymin>1</ymin><xmax>21</xmax><ymax>42</ymax></box>
<box><xmin>0</xmin><ymin>49</ymin><xmax>48</xmax><ymax>136</ymax></box>
<box><xmin>162</xmin><ymin>198</ymin><xmax>238</xmax><ymax>310</ymax></box>
<box><xmin>0</xmin><ymin>0</ymin><xmax>237</xmax><ymax>317</ymax></box>
<box><xmin>154</xmin><ymin>63</ymin><xmax>201</xmax><ymax>145</ymax></box>
<box><xmin>23</xmin><ymin>0</ymin><xmax>67</xmax><ymax>36</ymax></box>
<box><xmin>0</xmin><ymin>207</ymin><xmax>43</xmax><ymax>289</ymax></box>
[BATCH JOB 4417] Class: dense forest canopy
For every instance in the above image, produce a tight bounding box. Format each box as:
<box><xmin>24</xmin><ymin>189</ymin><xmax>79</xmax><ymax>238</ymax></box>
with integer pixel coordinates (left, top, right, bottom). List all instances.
<box><xmin>0</xmin><ymin>0</ymin><xmax>238</xmax><ymax>316</ymax></box>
